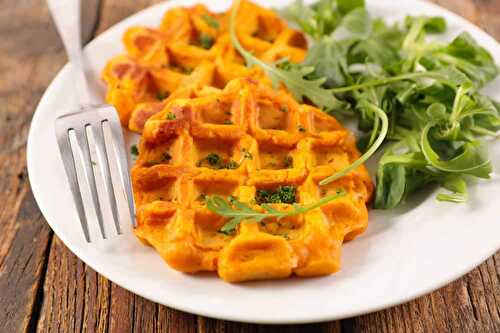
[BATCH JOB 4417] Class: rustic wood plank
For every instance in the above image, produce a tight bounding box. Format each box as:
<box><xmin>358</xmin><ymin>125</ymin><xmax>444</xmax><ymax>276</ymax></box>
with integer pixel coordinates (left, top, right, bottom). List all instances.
<box><xmin>0</xmin><ymin>188</ymin><xmax>52</xmax><ymax>333</ymax></box>
<box><xmin>0</xmin><ymin>0</ymin><xmax>97</xmax><ymax>332</ymax></box>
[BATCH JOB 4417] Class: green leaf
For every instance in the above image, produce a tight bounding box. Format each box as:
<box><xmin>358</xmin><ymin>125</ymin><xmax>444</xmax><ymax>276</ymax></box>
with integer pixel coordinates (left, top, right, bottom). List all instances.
<box><xmin>337</xmin><ymin>0</ymin><xmax>365</xmax><ymax>14</ymax></box>
<box><xmin>374</xmin><ymin>163</ymin><xmax>406</xmax><ymax>209</ymax></box>
<box><xmin>437</xmin><ymin>175</ymin><xmax>468</xmax><ymax>203</ymax></box>
<box><xmin>333</xmin><ymin>8</ymin><xmax>372</xmax><ymax>40</ymax></box>
<box><xmin>320</xmin><ymin>101</ymin><xmax>389</xmax><ymax>185</ymax></box>
<box><xmin>434</xmin><ymin>32</ymin><xmax>498</xmax><ymax>87</ymax></box>
<box><xmin>421</xmin><ymin>124</ymin><xmax>492</xmax><ymax>178</ymax></box>
<box><xmin>303</xmin><ymin>37</ymin><xmax>349</xmax><ymax>88</ymax></box>
<box><xmin>405</xmin><ymin>16</ymin><xmax>447</xmax><ymax>34</ymax></box>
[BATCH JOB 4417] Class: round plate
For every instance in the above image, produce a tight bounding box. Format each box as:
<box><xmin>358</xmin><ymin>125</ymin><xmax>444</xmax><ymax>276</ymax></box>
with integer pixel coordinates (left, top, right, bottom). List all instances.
<box><xmin>27</xmin><ymin>0</ymin><xmax>500</xmax><ymax>324</ymax></box>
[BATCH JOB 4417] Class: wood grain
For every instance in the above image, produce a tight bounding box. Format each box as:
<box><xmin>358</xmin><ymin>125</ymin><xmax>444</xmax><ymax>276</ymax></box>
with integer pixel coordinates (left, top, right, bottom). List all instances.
<box><xmin>0</xmin><ymin>0</ymin><xmax>498</xmax><ymax>332</ymax></box>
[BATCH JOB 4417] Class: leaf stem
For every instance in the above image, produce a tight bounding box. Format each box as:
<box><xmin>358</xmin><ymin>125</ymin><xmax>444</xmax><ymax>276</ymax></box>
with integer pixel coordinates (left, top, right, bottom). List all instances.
<box><xmin>330</xmin><ymin>72</ymin><xmax>438</xmax><ymax>93</ymax></box>
<box><xmin>320</xmin><ymin>103</ymin><xmax>389</xmax><ymax>185</ymax></box>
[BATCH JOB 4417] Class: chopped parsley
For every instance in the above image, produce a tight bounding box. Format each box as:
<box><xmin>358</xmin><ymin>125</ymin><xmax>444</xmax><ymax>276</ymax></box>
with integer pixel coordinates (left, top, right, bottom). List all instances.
<box><xmin>255</xmin><ymin>185</ymin><xmax>297</xmax><ymax>204</ymax></box>
<box><xmin>242</xmin><ymin>149</ymin><xmax>253</xmax><ymax>160</ymax></box>
<box><xmin>156</xmin><ymin>91</ymin><xmax>168</xmax><ymax>101</ymax></box>
<box><xmin>206</xmin><ymin>153</ymin><xmax>221</xmax><ymax>166</ymax></box>
<box><xmin>199</xmin><ymin>33</ymin><xmax>214</xmax><ymax>49</ymax></box>
<box><xmin>283</xmin><ymin>155</ymin><xmax>293</xmax><ymax>168</ymax></box>
<box><xmin>223</xmin><ymin>119</ymin><xmax>233</xmax><ymax>125</ymax></box>
<box><xmin>226</xmin><ymin>160</ymin><xmax>239</xmax><ymax>169</ymax></box>
<box><xmin>280</xmin><ymin>105</ymin><xmax>289</xmax><ymax>113</ymax></box>
<box><xmin>198</xmin><ymin>153</ymin><xmax>239</xmax><ymax>170</ymax></box>
<box><xmin>202</xmin><ymin>14</ymin><xmax>220</xmax><ymax>30</ymax></box>
<box><xmin>144</xmin><ymin>152</ymin><xmax>172</xmax><ymax>166</ymax></box>
<box><xmin>166</xmin><ymin>112</ymin><xmax>176</xmax><ymax>120</ymax></box>
<box><xmin>130</xmin><ymin>145</ymin><xmax>139</xmax><ymax>158</ymax></box>
<box><xmin>197</xmin><ymin>194</ymin><xmax>207</xmax><ymax>202</ymax></box>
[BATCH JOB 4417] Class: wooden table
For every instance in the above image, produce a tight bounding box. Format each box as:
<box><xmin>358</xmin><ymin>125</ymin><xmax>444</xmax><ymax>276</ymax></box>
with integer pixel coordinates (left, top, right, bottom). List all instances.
<box><xmin>1</xmin><ymin>0</ymin><xmax>499</xmax><ymax>332</ymax></box>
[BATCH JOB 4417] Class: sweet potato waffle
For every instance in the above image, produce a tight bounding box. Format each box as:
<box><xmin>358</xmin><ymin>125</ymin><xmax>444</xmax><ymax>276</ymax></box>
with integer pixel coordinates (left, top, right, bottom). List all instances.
<box><xmin>101</xmin><ymin>0</ymin><xmax>307</xmax><ymax>132</ymax></box>
<box><xmin>132</xmin><ymin>78</ymin><xmax>373</xmax><ymax>282</ymax></box>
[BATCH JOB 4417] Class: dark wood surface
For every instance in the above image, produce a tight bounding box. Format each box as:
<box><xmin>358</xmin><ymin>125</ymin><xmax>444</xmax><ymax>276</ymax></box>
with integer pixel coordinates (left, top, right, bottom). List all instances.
<box><xmin>0</xmin><ymin>0</ymin><xmax>499</xmax><ymax>332</ymax></box>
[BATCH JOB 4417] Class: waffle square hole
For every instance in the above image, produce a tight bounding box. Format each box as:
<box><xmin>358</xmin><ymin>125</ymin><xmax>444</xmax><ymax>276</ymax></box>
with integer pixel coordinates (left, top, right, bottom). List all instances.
<box><xmin>141</xmin><ymin>137</ymin><xmax>177</xmax><ymax>167</ymax></box>
<box><xmin>257</xmin><ymin>101</ymin><xmax>289</xmax><ymax>131</ymax></box>
<box><xmin>197</xmin><ymin>99</ymin><xmax>237</xmax><ymax>125</ymax></box>
<box><xmin>260</xmin><ymin>215</ymin><xmax>303</xmax><ymax>240</ymax></box>
<box><xmin>142</xmin><ymin>177</ymin><xmax>178</xmax><ymax>203</ymax></box>
<box><xmin>312</xmin><ymin>145</ymin><xmax>350</xmax><ymax>169</ymax></box>
<box><xmin>194</xmin><ymin>179</ymin><xmax>239</xmax><ymax>203</ymax></box>
<box><xmin>194</xmin><ymin>138</ymin><xmax>240</xmax><ymax>169</ymax></box>
<box><xmin>258</xmin><ymin>143</ymin><xmax>295</xmax><ymax>170</ymax></box>
<box><xmin>193</xmin><ymin>211</ymin><xmax>228</xmax><ymax>250</ymax></box>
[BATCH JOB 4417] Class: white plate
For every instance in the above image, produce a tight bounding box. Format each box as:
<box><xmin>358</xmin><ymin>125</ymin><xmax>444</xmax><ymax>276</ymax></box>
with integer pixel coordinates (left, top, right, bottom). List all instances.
<box><xmin>27</xmin><ymin>0</ymin><xmax>500</xmax><ymax>324</ymax></box>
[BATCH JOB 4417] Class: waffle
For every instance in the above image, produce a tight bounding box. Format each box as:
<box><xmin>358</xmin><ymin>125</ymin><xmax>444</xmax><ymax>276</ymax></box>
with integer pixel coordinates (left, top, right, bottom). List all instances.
<box><xmin>132</xmin><ymin>78</ymin><xmax>373</xmax><ymax>282</ymax></box>
<box><xmin>102</xmin><ymin>1</ymin><xmax>308</xmax><ymax>132</ymax></box>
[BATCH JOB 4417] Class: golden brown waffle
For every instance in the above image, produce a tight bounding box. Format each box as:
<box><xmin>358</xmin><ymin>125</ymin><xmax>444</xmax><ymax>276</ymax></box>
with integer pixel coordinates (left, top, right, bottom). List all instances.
<box><xmin>132</xmin><ymin>78</ymin><xmax>373</xmax><ymax>282</ymax></box>
<box><xmin>102</xmin><ymin>1</ymin><xmax>307</xmax><ymax>132</ymax></box>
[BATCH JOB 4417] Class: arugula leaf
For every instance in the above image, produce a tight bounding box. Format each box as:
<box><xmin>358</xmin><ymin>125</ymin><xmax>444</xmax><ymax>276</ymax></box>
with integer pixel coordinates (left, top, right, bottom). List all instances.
<box><xmin>421</xmin><ymin>124</ymin><xmax>492</xmax><ymax>178</ymax></box>
<box><xmin>320</xmin><ymin>101</ymin><xmax>389</xmax><ymax>185</ymax></box>
<box><xmin>230</xmin><ymin>0</ymin><xmax>342</xmax><ymax>111</ymax></box>
<box><xmin>207</xmin><ymin>190</ymin><xmax>346</xmax><ymax>235</ymax></box>
<box><xmin>374</xmin><ymin>163</ymin><xmax>407</xmax><ymax>209</ymax></box>
<box><xmin>280</xmin><ymin>0</ymin><xmax>500</xmax><ymax>209</ymax></box>
<box><xmin>337</xmin><ymin>0</ymin><xmax>365</xmax><ymax>15</ymax></box>
<box><xmin>303</xmin><ymin>37</ymin><xmax>349</xmax><ymax>88</ymax></box>
<box><xmin>434</xmin><ymin>32</ymin><xmax>498</xmax><ymax>87</ymax></box>
<box><xmin>437</xmin><ymin>175</ymin><xmax>468</xmax><ymax>203</ymax></box>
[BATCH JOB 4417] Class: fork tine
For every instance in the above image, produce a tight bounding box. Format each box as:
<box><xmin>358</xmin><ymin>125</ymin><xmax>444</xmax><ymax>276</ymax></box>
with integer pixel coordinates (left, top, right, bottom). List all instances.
<box><xmin>74</xmin><ymin>126</ymin><xmax>107</xmax><ymax>239</ymax></box>
<box><xmin>92</xmin><ymin>123</ymin><xmax>122</xmax><ymax>235</ymax></box>
<box><xmin>55</xmin><ymin>126</ymin><xmax>91</xmax><ymax>242</ymax></box>
<box><xmin>107</xmin><ymin>118</ymin><xmax>136</xmax><ymax>227</ymax></box>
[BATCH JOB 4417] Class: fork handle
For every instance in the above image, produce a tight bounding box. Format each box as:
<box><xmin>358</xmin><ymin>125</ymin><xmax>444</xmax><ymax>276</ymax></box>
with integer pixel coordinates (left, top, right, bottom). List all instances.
<box><xmin>47</xmin><ymin>0</ymin><xmax>91</xmax><ymax>106</ymax></box>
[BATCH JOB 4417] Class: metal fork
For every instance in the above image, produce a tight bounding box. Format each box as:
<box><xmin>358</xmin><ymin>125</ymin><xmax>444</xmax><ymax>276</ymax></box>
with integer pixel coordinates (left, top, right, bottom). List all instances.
<box><xmin>49</xmin><ymin>0</ymin><xmax>135</xmax><ymax>242</ymax></box>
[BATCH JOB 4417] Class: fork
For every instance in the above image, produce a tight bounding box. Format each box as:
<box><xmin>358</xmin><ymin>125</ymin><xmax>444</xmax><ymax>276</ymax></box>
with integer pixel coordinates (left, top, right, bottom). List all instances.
<box><xmin>49</xmin><ymin>0</ymin><xmax>135</xmax><ymax>242</ymax></box>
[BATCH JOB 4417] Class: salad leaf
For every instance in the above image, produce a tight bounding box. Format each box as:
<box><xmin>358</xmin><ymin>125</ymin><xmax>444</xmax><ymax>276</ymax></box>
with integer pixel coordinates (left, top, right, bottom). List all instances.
<box><xmin>280</xmin><ymin>0</ymin><xmax>500</xmax><ymax>209</ymax></box>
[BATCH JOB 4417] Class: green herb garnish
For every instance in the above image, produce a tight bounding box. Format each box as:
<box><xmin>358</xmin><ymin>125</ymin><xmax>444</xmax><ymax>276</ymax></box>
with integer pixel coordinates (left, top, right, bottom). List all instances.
<box><xmin>242</xmin><ymin>149</ymin><xmax>253</xmax><ymax>160</ymax></box>
<box><xmin>156</xmin><ymin>91</ymin><xmax>168</xmax><ymax>101</ymax></box>
<box><xmin>255</xmin><ymin>185</ymin><xmax>297</xmax><ymax>204</ymax></box>
<box><xmin>198</xmin><ymin>153</ymin><xmax>239</xmax><ymax>170</ymax></box>
<box><xmin>130</xmin><ymin>145</ymin><xmax>139</xmax><ymax>158</ymax></box>
<box><xmin>206</xmin><ymin>153</ymin><xmax>221</xmax><ymax>166</ymax></box>
<box><xmin>283</xmin><ymin>155</ymin><xmax>294</xmax><ymax>168</ymax></box>
<box><xmin>207</xmin><ymin>190</ymin><xmax>346</xmax><ymax>235</ymax></box>
<box><xmin>199</xmin><ymin>33</ymin><xmax>214</xmax><ymax>49</ymax></box>
<box><xmin>202</xmin><ymin>14</ymin><xmax>220</xmax><ymax>30</ymax></box>
<box><xmin>145</xmin><ymin>152</ymin><xmax>172</xmax><ymax>166</ymax></box>
<box><xmin>166</xmin><ymin>112</ymin><xmax>176</xmax><ymax>120</ymax></box>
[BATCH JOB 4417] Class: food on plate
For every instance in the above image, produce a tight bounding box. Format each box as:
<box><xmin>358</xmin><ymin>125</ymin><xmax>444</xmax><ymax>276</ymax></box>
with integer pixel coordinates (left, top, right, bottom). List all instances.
<box><xmin>102</xmin><ymin>0</ymin><xmax>499</xmax><ymax>282</ymax></box>
<box><xmin>132</xmin><ymin>77</ymin><xmax>372</xmax><ymax>282</ymax></box>
<box><xmin>102</xmin><ymin>1</ymin><xmax>307</xmax><ymax>131</ymax></box>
